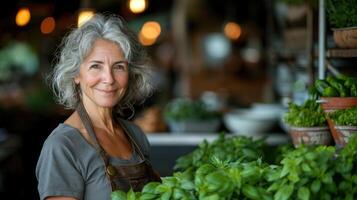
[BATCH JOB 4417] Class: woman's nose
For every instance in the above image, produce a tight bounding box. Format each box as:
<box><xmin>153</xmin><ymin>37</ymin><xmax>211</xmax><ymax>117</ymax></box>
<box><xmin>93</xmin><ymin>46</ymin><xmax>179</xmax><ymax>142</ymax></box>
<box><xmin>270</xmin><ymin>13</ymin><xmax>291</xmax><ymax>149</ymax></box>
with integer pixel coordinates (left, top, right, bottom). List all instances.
<box><xmin>102</xmin><ymin>68</ymin><xmax>114</xmax><ymax>84</ymax></box>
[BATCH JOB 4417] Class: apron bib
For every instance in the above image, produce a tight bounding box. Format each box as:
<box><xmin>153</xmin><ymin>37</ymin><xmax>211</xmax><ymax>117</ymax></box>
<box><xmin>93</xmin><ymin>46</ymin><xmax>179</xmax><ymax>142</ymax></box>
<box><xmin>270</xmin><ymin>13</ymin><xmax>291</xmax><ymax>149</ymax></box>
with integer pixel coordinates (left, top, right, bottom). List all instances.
<box><xmin>76</xmin><ymin>103</ymin><xmax>161</xmax><ymax>192</ymax></box>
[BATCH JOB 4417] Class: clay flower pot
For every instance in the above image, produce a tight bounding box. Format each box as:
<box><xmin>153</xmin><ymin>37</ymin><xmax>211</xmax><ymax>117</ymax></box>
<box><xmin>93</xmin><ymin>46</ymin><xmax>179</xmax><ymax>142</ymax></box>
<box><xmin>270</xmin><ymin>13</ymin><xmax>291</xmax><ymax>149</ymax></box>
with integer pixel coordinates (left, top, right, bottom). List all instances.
<box><xmin>319</xmin><ymin>97</ymin><xmax>357</xmax><ymax>112</ymax></box>
<box><xmin>327</xmin><ymin>119</ymin><xmax>357</xmax><ymax>148</ymax></box>
<box><xmin>334</xmin><ymin>125</ymin><xmax>357</xmax><ymax>146</ymax></box>
<box><xmin>319</xmin><ymin>97</ymin><xmax>357</xmax><ymax>147</ymax></box>
<box><xmin>332</xmin><ymin>27</ymin><xmax>357</xmax><ymax>48</ymax></box>
<box><xmin>289</xmin><ymin>126</ymin><xmax>332</xmax><ymax>147</ymax></box>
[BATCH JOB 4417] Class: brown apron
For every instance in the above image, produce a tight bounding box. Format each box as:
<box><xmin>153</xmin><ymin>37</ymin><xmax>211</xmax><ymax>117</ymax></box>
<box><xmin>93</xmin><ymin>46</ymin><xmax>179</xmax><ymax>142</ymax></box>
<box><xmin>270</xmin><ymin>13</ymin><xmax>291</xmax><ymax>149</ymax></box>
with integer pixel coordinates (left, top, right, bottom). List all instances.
<box><xmin>76</xmin><ymin>103</ymin><xmax>161</xmax><ymax>192</ymax></box>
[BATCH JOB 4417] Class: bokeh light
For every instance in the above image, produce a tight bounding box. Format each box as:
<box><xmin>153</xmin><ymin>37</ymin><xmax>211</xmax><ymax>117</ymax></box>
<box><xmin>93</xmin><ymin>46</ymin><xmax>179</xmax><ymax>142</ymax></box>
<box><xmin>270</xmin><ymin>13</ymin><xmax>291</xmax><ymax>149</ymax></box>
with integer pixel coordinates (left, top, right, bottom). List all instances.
<box><xmin>16</xmin><ymin>7</ymin><xmax>31</xmax><ymax>27</ymax></box>
<box><xmin>224</xmin><ymin>22</ymin><xmax>241</xmax><ymax>40</ymax></box>
<box><xmin>40</xmin><ymin>17</ymin><xmax>56</xmax><ymax>34</ymax></box>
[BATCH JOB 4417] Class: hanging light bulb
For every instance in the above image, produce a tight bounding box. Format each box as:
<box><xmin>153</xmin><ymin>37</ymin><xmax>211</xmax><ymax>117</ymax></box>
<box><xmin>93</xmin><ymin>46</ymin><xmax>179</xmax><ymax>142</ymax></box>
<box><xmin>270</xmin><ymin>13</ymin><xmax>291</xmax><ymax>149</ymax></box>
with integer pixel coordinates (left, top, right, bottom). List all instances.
<box><xmin>16</xmin><ymin>7</ymin><xmax>31</xmax><ymax>27</ymax></box>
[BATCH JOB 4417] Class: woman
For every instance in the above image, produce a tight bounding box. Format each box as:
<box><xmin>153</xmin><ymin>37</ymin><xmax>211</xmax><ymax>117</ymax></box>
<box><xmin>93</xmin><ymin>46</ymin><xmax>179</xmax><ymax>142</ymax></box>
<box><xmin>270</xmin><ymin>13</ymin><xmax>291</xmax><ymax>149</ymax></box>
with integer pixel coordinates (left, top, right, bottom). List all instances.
<box><xmin>36</xmin><ymin>14</ymin><xmax>161</xmax><ymax>200</ymax></box>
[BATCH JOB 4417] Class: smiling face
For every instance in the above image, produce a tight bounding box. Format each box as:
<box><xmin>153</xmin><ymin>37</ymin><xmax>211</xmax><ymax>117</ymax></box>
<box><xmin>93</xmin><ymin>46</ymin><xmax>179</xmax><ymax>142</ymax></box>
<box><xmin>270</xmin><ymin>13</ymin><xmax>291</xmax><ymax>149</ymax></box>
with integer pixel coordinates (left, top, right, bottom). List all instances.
<box><xmin>75</xmin><ymin>39</ymin><xmax>129</xmax><ymax>109</ymax></box>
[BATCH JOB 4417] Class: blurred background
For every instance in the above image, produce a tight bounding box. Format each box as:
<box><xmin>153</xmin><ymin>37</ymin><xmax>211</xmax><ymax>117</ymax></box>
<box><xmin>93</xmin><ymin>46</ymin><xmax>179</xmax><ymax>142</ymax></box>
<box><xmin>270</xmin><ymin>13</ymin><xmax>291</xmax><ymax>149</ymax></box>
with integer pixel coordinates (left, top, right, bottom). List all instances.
<box><xmin>0</xmin><ymin>0</ymin><xmax>356</xmax><ymax>199</ymax></box>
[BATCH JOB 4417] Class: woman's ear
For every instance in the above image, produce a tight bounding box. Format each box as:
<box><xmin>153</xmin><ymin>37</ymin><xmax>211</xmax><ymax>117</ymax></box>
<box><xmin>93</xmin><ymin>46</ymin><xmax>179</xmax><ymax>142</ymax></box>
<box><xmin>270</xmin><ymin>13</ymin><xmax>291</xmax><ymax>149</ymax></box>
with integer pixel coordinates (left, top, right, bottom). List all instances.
<box><xmin>74</xmin><ymin>76</ymin><xmax>80</xmax><ymax>84</ymax></box>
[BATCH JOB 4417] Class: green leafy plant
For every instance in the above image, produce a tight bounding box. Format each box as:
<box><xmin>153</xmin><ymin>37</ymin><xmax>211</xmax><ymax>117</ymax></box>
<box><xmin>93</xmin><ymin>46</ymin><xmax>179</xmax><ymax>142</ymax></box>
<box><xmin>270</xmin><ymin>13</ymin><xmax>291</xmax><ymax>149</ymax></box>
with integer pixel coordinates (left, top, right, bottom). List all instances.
<box><xmin>328</xmin><ymin>106</ymin><xmax>357</xmax><ymax>126</ymax></box>
<box><xmin>311</xmin><ymin>75</ymin><xmax>357</xmax><ymax>98</ymax></box>
<box><xmin>112</xmin><ymin>133</ymin><xmax>357</xmax><ymax>200</ymax></box>
<box><xmin>284</xmin><ymin>99</ymin><xmax>326</xmax><ymax>127</ymax></box>
<box><xmin>163</xmin><ymin>98</ymin><xmax>220</xmax><ymax>121</ymax></box>
<box><xmin>174</xmin><ymin>133</ymin><xmax>265</xmax><ymax>171</ymax></box>
<box><xmin>326</xmin><ymin>0</ymin><xmax>357</xmax><ymax>28</ymax></box>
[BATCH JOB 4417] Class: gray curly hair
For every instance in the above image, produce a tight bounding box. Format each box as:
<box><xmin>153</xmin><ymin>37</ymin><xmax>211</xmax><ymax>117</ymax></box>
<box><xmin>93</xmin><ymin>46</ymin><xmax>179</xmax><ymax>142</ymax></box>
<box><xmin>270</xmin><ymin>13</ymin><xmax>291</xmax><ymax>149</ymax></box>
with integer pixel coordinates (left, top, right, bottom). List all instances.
<box><xmin>49</xmin><ymin>13</ymin><xmax>154</xmax><ymax>115</ymax></box>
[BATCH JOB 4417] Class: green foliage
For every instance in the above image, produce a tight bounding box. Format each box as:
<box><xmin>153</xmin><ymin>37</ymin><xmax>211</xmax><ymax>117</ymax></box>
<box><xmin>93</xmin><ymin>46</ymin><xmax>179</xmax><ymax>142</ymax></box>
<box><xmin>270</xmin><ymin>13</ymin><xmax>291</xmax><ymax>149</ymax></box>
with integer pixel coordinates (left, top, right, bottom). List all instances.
<box><xmin>328</xmin><ymin>106</ymin><xmax>357</xmax><ymax>126</ymax></box>
<box><xmin>174</xmin><ymin>133</ymin><xmax>265</xmax><ymax>171</ymax></box>
<box><xmin>112</xmin><ymin>133</ymin><xmax>357</xmax><ymax>200</ymax></box>
<box><xmin>283</xmin><ymin>99</ymin><xmax>326</xmax><ymax>127</ymax></box>
<box><xmin>268</xmin><ymin>145</ymin><xmax>337</xmax><ymax>199</ymax></box>
<box><xmin>163</xmin><ymin>98</ymin><xmax>220</xmax><ymax>121</ymax></box>
<box><xmin>326</xmin><ymin>0</ymin><xmax>357</xmax><ymax>28</ymax></box>
<box><xmin>311</xmin><ymin>75</ymin><xmax>357</xmax><ymax>98</ymax></box>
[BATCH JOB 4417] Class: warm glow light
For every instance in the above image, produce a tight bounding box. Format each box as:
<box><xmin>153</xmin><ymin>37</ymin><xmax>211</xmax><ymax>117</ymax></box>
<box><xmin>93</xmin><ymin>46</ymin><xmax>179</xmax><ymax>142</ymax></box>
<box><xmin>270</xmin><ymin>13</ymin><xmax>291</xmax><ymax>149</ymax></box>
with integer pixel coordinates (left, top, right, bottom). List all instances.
<box><xmin>40</xmin><ymin>17</ymin><xmax>56</xmax><ymax>34</ymax></box>
<box><xmin>16</xmin><ymin>7</ymin><xmax>31</xmax><ymax>27</ymax></box>
<box><xmin>224</xmin><ymin>22</ymin><xmax>241</xmax><ymax>40</ymax></box>
<box><xmin>78</xmin><ymin>10</ymin><xmax>94</xmax><ymax>27</ymax></box>
<box><xmin>129</xmin><ymin>0</ymin><xmax>147</xmax><ymax>14</ymax></box>
<box><xmin>138</xmin><ymin>32</ymin><xmax>156</xmax><ymax>46</ymax></box>
<box><xmin>141</xmin><ymin>21</ymin><xmax>161</xmax><ymax>40</ymax></box>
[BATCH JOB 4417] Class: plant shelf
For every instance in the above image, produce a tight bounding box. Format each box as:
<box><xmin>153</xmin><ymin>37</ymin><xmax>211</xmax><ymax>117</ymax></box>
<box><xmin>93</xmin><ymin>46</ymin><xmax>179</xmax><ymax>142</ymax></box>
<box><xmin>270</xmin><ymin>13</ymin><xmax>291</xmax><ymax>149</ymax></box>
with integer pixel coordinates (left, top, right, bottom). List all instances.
<box><xmin>327</xmin><ymin>48</ymin><xmax>357</xmax><ymax>58</ymax></box>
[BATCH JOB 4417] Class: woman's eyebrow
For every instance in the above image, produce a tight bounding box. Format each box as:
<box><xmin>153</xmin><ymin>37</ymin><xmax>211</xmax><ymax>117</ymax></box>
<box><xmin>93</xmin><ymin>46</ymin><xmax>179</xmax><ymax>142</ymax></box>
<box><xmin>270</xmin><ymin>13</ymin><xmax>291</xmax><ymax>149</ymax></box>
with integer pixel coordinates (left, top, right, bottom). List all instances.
<box><xmin>113</xmin><ymin>60</ymin><xmax>128</xmax><ymax>65</ymax></box>
<box><xmin>89</xmin><ymin>60</ymin><xmax>128</xmax><ymax>64</ymax></box>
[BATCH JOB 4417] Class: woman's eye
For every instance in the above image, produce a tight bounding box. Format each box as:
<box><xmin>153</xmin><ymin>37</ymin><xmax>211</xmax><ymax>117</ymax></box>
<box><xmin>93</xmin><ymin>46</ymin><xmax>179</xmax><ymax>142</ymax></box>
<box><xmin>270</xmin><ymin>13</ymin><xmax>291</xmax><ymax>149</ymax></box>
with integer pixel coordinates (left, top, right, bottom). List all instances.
<box><xmin>114</xmin><ymin>65</ymin><xmax>126</xmax><ymax>71</ymax></box>
<box><xmin>89</xmin><ymin>64</ymin><xmax>100</xmax><ymax>69</ymax></box>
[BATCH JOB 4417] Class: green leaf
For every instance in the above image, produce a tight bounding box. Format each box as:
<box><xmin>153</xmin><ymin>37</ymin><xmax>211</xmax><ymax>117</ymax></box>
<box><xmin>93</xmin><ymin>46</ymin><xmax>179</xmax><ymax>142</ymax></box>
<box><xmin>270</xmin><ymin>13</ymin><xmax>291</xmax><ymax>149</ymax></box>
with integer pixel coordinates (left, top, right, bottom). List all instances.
<box><xmin>287</xmin><ymin>169</ymin><xmax>300</xmax><ymax>183</ymax></box>
<box><xmin>346</xmin><ymin>193</ymin><xmax>354</xmax><ymax>200</ymax></box>
<box><xmin>127</xmin><ymin>188</ymin><xmax>136</xmax><ymax>200</ymax></box>
<box><xmin>172</xmin><ymin>188</ymin><xmax>185</xmax><ymax>199</ymax></box>
<box><xmin>274</xmin><ymin>184</ymin><xmax>294</xmax><ymax>200</ymax></box>
<box><xmin>322</xmin><ymin>173</ymin><xmax>333</xmax><ymax>184</ymax></box>
<box><xmin>310</xmin><ymin>180</ymin><xmax>321</xmax><ymax>193</ymax></box>
<box><xmin>139</xmin><ymin>193</ymin><xmax>157</xmax><ymax>200</ymax></box>
<box><xmin>160</xmin><ymin>190</ymin><xmax>172</xmax><ymax>200</ymax></box>
<box><xmin>301</xmin><ymin>163</ymin><xmax>312</xmax><ymax>173</ymax></box>
<box><xmin>200</xmin><ymin>194</ymin><xmax>220</xmax><ymax>200</ymax></box>
<box><xmin>155</xmin><ymin>184</ymin><xmax>170</xmax><ymax>194</ymax></box>
<box><xmin>242</xmin><ymin>184</ymin><xmax>260</xmax><ymax>200</ymax></box>
<box><xmin>162</xmin><ymin>177</ymin><xmax>178</xmax><ymax>187</ymax></box>
<box><xmin>142</xmin><ymin>182</ymin><xmax>160</xmax><ymax>194</ymax></box>
<box><xmin>297</xmin><ymin>187</ymin><xmax>310</xmax><ymax>200</ymax></box>
<box><xmin>111</xmin><ymin>190</ymin><xmax>127</xmax><ymax>200</ymax></box>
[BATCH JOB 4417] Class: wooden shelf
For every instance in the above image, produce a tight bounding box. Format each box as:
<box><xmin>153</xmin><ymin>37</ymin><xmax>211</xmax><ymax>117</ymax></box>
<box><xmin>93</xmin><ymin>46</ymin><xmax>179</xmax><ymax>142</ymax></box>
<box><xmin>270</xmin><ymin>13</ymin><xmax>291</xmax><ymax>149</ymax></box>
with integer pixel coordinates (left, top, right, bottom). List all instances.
<box><xmin>327</xmin><ymin>49</ymin><xmax>357</xmax><ymax>58</ymax></box>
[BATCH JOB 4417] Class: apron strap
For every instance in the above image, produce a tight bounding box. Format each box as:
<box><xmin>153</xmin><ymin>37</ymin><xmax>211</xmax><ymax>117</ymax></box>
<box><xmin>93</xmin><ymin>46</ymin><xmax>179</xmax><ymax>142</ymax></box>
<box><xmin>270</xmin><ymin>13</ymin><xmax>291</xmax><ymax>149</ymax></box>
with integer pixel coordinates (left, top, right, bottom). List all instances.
<box><xmin>75</xmin><ymin>102</ymin><xmax>157</xmax><ymax>191</ymax></box>
<box><xmin>76</xmin><ymin>102</ymin><xmax>108</xmax><ymax>161</ymax></box>
<box><xmin>116</xmin><ymin>118</ymin><xmax>146</xmax><ymax>161</ymax></box>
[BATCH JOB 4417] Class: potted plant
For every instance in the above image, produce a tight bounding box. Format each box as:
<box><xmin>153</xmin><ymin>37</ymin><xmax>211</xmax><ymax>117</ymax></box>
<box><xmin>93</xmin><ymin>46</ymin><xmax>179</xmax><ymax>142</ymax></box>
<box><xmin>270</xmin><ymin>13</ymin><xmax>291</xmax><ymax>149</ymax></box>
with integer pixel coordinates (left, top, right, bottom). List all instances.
<box><xmin>283</xmin><ymin>99</ymin><xmax>332</xmax><ymax>147</ymax></box>
<box><xmin>326</xmin><ymin>0</ymin><xmax>357</xmax><ymax>48</ymax></box>
<box><xmin>327</xmin><ymin>106</ymin><xmax>357</xmax><ymax>148</ymax></box>
<box><xmin>313</xmin><ymin>75</ymin><xmax>357</xmax><ymax>111</ymax></box>
<box><xmin>163</xmin><ymin>98</ymin><xmax>221</xmax><ymax>133</ymax></box>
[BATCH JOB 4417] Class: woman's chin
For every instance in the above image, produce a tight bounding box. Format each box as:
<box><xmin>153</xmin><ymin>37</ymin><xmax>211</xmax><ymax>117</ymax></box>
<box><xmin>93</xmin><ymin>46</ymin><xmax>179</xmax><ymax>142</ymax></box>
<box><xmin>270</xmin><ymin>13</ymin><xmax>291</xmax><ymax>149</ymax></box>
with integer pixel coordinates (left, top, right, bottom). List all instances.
<box><xmin>96</xmin><ymin>100</ymin><xmax>118</xmax><ymax>108</ymax></box>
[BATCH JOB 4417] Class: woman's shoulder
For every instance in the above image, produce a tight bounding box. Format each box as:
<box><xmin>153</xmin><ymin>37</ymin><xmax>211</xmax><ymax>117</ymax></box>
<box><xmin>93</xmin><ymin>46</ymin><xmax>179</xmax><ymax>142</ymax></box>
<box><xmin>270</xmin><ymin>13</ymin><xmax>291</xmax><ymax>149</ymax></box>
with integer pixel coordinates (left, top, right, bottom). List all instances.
<box><xmin>43</xmin><ymin>123</ymin><xmax>83</xmax><ymax>149</ymax></box>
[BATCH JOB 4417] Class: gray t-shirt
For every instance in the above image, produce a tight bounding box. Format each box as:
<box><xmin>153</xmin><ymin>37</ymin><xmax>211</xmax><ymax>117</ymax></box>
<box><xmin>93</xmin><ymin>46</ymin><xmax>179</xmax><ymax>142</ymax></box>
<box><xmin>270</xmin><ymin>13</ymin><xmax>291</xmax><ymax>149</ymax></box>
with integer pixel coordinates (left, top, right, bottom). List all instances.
<box><xmin>36</xmin><ymin>120</ymin><xmax>151</xmax><ymax>200</ymax></box>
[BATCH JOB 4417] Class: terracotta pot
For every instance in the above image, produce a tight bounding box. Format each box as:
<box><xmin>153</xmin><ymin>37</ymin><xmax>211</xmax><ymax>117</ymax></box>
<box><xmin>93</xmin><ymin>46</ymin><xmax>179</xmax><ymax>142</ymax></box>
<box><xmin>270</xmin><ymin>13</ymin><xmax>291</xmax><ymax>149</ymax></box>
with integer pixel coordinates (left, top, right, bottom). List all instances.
<box><xmin>289</xmin><ymin>126</ymin><xmax>332</xmax><ymax>147</ymax></box>
<box><xmin>327</xmin><ymin>119</ymin><xmax>357</xmax><ymax>148</ymax></box>
<box><xmin>319</xmin><ymin>97</ymin><xmax>357</xmax><ymax>113</ymax></box>
<box><xmin>319</xmin><ymin>97</ymin><xmax>357</xmax><ymax>147</ymax></box>
<box><xmin>331</xmin><ymin>122</ymin><xmax>357</xmax><ymax>148</ymax></box>
<box><xmin>333</xmin><ymin>27</ymin><xmax>357</xmax><ymax>48</ymax></box>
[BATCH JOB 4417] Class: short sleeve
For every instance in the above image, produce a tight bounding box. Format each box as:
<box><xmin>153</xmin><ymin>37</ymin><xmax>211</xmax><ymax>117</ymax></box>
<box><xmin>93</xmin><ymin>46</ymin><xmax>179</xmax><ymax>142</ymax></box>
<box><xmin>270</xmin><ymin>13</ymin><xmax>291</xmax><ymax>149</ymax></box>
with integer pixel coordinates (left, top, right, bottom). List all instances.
<box><xmin>36</xmin><ymin>133</ymin><xmax>84</xmax><ymax>200</ymax></box>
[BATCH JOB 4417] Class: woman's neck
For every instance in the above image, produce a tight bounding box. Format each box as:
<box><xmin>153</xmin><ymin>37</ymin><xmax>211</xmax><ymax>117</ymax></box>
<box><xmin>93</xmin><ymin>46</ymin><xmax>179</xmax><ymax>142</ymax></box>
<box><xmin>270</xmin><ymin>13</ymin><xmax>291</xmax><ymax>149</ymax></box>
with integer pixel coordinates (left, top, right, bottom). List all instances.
<box><xmin>82</xmin><ymin>99</ymin><xmax>116</xmax><ymax>135</ymax></box>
